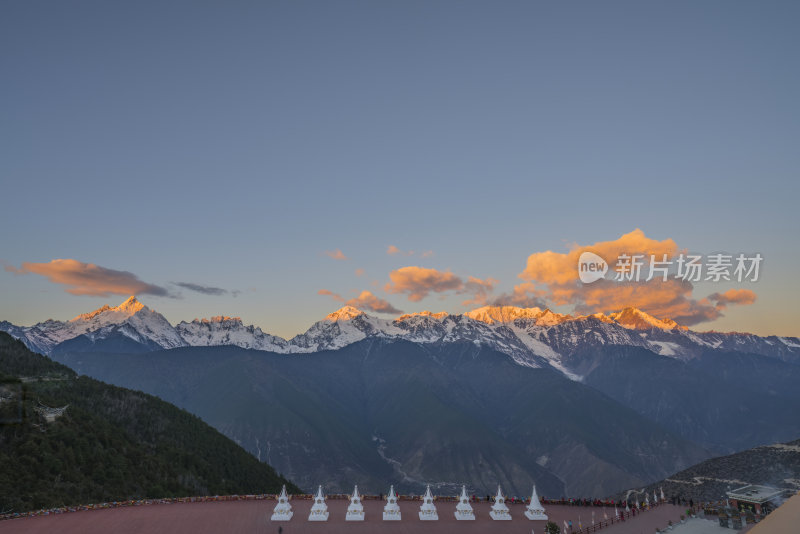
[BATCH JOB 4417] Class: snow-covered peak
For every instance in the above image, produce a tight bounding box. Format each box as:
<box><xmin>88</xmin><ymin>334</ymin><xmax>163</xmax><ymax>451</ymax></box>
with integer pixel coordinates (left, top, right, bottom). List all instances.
<box><xmin>176</xmin><ymin>316</ymin><xmax>287</xmax><ymax>352</ymax></box>
<box><xmin>396</xmin><ymin>310</ymin><xmax>449</xmax><ymax>321</ymax></box>
<box><xmin>465</xmin><ymin>306</ymin><xmax>543</xmax><ymax>324</ymax></box>
<box><xmin>116</xmin><ymin>295</ymin><xmax>146</xmax><ymax>314</ymax></box>
<box><xmin>325</xmin><ymin>306</ymin><xmax>366</xmax><ymax>322</ymax></box>
<box><xmin>535</xmin><ymin>309</ymin><xmax>572</xmax><ymax>326</ymax></box>
<box><xmin>607</xmin><ymin>307</ymin><xmax>685</xmax><ymax>331</ymax></box>
<box><xmin>70</xmin><ymin>296</ymin><xmax>146</xmax><ymax>324</ymax></box>
<box><xmin>194</xmin><ymin>315</ymin><xmax>243</xmax><ymax>325</ymax></box>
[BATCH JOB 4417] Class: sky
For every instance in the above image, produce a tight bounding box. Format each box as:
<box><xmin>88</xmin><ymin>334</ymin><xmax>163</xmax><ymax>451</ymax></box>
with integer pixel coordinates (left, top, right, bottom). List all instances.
<box><xmin>1</xmin><ymin>1</ymin><xmax>798</xmax><ymax>338</ymax></box>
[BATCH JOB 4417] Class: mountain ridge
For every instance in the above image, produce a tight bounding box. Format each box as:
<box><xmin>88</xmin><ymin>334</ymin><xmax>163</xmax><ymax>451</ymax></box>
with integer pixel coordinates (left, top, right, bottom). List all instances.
<box><xmin>2</xmin><ymin>297</ymin><xmax>798</xmax><ymax>380</ymax></box>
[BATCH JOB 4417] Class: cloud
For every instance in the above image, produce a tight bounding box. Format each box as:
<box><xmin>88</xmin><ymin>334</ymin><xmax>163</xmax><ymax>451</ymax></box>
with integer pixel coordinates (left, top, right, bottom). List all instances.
<box><xmin>355</xmin><ymin>268</ymin><xmax>365</xmax><ymax>277</ymax></box>
<box><xmin>173</xmin><ymin>282</ymin><xmax>228</xmax><ymax>296</ymax></box>
<box><xmin>490</xmin><ymin>282</ymin><xmax>549</xmax><ymax>309</ymax></box>
<box><xmin>387</xmin><ymin>245</ymin><xmax>414</xmax><ymax>256</ymax></box>
<box><xmin>318</xmin><ymin>289</ymin><xmax>345</xmax><ymax>302</ymax></box>
<box><xmin>346</xmin><ymin>291</ymin><xmax>403</xmax><ymax>314</ymax></box>
<box><xmin>324</xmin><ymin>249</ymin><xmax>348</xmax><ymax>261</ymax></box>
<box><xmin>385</xmin><ymin>266</ymin><xmax>464</xmax><ymax>302</ymax></box>
<box><xmin>420</xmin><ymin>250</ymin><xmax>434</xmax><ymax>258</ymax></box>
<box><xmin>708</xmin><ymin>289</ymin><xmax>757</xmax><ymax>307</ymax></box>
<box><xmin>516</xmin><ymin>229</ymin><xmax>757</xmax><ymax>326</ymax></box>
<box><xmin>461</xmin><ymin>276</ymin><xmax>500</xmax><ymax>307</ymax></box>
<box><xmin>6</xmin><ymin>259</ymin><xmax>169</xmax><ymax>297</ymax></box>
<box><xmin>384</xmin><ymin>266</ymin><xmax>497</xmax><ymax>305</ymax></box>
<box><xmin>318</xmin><ymin>288</ymin><xmax>403</xmax><ymax>314</ymax></box>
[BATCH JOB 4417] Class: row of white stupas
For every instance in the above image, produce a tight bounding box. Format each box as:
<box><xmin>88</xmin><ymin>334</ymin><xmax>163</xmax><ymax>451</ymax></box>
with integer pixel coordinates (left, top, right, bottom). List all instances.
<box><xmin>270</xmin><ymin>483</ymin><xmax>549</xmax><ymax>522</ymax></box>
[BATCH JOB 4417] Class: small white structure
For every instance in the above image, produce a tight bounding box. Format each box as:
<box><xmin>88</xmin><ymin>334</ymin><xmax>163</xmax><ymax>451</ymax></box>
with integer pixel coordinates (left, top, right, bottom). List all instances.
<box><xmin>308</xmin><ymin>485</ymin><xmax>329</xmax><ymax>521</ymax></box>
<box><xmin>654</xmin><ymin>490</ymin><xmax>658</xmax><ymax>505</ymax></box>
<box><xmin>625</xmin><ymin>501</ymin><xmax>631</xmax><ymax>513</ymax></box>
<box><xmin>490</xmin><ymin>485</ymin><xmax>512</xmax><ymax>520</ymax></box>
<box><xmin>525</xmin><ymin>485</ymin><xmax>548</xmax><ymax>520</ymax></box>
<box><xmin>345</xmin><ymin>485</ymin><xmax>365</xmax><ymax>521</ymax></box>
<box><xmin>383</xmin><ymin>485</ymin><xmax>401</xmax><ymax>521</ymax></box>
<box><xmin>34</xmin><ymin>402</ymin><xmax>68</xmax><ymax>423</ymax></box>
<box><xmin>418</xmin><ymin>485</ymin><xmax>438</xmax><ymax>520</ymax></box>
<box><xmin>660</xmin><ymin>487</ymin><xmax>666</xmax><ymax>502</ymax></box>
<box><xmin>454</xmin><ymin>485</ymin><xmax>475</xmax><ymax>520</ymax></box>
<box><xmin>645</xmin><ymin>493</ymin><xmax>650</xmax><ymax>508</ymax></box>
<box><xmin>270</xmin><ymin>485</ymin><xmax>293</xmax><ymax>521</ymax></box>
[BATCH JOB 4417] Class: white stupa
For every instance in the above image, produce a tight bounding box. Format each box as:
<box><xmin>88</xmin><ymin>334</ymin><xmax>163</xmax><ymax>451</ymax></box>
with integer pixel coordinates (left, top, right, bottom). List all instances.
<box><xmin>660</xmin><ymin>487</ymin><xmax>666</xmax><ymax>502</ymax></box>
<box><xmin>654</xmin><ymin>490</ymin><xmax>658</xmax><ymax>504</ymax></box>
<box><xmin>345</xmin><ymin>484</ymin><xmax>365</xmax><ymax>521</ymax></box>
<box><xmin>454</xmin><ymin>485</ymin><xmax>475</xmax><ymax>520</ymax></box>
<box><xmin>524</xmin><ymin>485</ymin><xmax>547</xmax><ymax>520</ymax></box>
<box><xmin>383</xmin><ymin>485</ymin><xmax>401</xmax><ymax>521</ymax></box>
<box><xmin>308</xmin><ymin>485</ymin><xmax>329</xmax><ymax>521</ymax></box>
<box><xmin>625</xmin><ymin>501</ymin><xmax>631</xmax><ymax>513</ymax></box>
<box><xmin>490</xmin><ymin>485</ymin><xmax>512</xmax><ymax>520</ymax></box>
<box><xmin>645</xmin><ymin>493</ymin><xmax>650</xmax><ymax>508</ymax></box>
<box><xmin>418</xmin><ymin>485</ymin><xmax>439</xmax><ymax>520</ymax></box>
<box><xmin>270</xmin><ymin>485</ymin><xmax>293</xmax><ymax>521</ymax></box>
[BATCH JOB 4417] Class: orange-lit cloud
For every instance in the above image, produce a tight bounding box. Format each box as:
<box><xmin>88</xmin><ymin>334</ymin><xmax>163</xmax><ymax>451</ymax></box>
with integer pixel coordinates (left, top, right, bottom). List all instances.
<box><xmin>385</xmin><ymin>266</ymin><xmax>464</xmax><ymax>301</ymax></box>
<box><xmin>387</xmin><ymin>245</ymin><xmax>414</xmax><ymax>256</ymax></box>
<box><xmin>517</xmin><ymin>229</ymin><xmax>757</xmax><ymax>326</ymax></box>
<box><xmin>318</xmin><ymin>289</ymin><xmax>345</xmax><ymax>302</ymax></box>
<box><xmin>385</xmin><ymin>266</ymin><xmax>497</xmax><ymax>305</ymax></box>
<box><xmin>6</xmin><ymin>259</ymin><xmax>169</xmax><ymax>297</ymax></box>
<box><xmin>420</xmin><ymin>250</ymin><xmax>434</xmax><ymax>258</ymax></box>
<box><xmin>520</xmin><ymin>229</ymin><xmax>679</xmax><ymax>286</ymax></box>
<box><xmin>318</xmin><ymin>288</ymin><xmax>402</xmax><ymax>314</ymax></box>
<box><xmin>346</xmin><ymin>290</ymin><xmax>403</xmax><ymax>314</ymax></box>
<box><xmin>709</xmin><ymin>289</ymin><xmax>757</xmax><ymax>307</ymax></box>
<box><xmin>324</xmin><ymin>249</ymin><xmax>348</xmax><ymax>261</ymax></box>
<box><xmin>355</xmin><ymin>268</ymin><xmax>365</xmax><ymax>277</ymax></box>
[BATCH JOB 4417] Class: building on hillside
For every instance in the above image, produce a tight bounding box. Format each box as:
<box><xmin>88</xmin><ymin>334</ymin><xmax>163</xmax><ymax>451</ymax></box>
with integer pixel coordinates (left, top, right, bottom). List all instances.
<box><xmin>726</xmin><ymin>485</ymin><xmax>787</xmax><ymax>515</ymax></box>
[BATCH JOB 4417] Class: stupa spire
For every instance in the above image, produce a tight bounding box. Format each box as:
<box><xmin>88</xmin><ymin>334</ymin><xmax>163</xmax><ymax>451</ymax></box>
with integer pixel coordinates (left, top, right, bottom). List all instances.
<box><xmin>345</xmin><ymin>484</ymin><xmax>365</xmax><ymax>521</ymax></box>
<box><xmin>308</xmin><ymin>485</ymin><xmax>329</xmax><ymax>521</ymax></box>
<box><xmin>418</xmin><ymin>485</ymin><xmax>439</xmax><ymax>520</ymax></box>
<box><xmin>383</xmin><ymin>484</ymin><xmax>401</xmax><ymax>521</ymax></box>
<box><xmin>455</xmin><ymin>485</ymin><xmax>475</xmax><ymax>520</ymax></box>
<box><xmin>269</xmin><ymin>484</ymin><xmax>293</xmax><ymax>521</ymax></box>
<box><xmin>524</xmin><ymin>484</ymin><xmax>548</xmax><ymax>520</ymax></box>
<box><xmin>489</xmin><ymin>484</ymin><xmax>511</xmax><ymax>520</ymax></box>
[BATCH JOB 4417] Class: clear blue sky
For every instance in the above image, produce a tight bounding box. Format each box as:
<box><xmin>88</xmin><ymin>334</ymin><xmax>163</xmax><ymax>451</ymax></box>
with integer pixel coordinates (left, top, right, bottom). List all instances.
<box><xmin>2</xmin><ymin>1</ymin><xmax>798</xmax><ymax>337</ymax></box>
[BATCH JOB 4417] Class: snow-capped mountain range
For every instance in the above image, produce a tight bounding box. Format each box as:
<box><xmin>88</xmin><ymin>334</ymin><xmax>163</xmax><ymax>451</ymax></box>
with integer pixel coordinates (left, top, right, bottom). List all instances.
<box><xmin>2</xmin><ymin>296</ymin><xmax>798</xmax><ymax>380</ymax></box>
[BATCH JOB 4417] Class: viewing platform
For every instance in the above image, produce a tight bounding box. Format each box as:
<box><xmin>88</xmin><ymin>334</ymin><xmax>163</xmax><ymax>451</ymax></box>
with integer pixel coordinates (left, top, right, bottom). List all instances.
<box><xmin>0</xmin><ymin>495</ymin><xmax>689</xmax><ymax>534</ymax></box>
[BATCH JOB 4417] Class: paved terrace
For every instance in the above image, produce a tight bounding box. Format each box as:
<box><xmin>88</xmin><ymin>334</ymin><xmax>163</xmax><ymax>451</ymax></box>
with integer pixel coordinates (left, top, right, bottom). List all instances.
<box><xmin>0</xmin><ymin>497</ymin><xmax>687</xmax><ymax>534</ymax></box>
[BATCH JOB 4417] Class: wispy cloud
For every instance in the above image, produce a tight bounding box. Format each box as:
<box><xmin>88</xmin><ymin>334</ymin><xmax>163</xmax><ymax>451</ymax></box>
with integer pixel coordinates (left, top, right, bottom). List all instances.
<box><xmin>318</xmin><ymin>288</ymin><xmax>345</xmax><ymax>302</ymax></box>
<box><xmin>489</xmin><ymin>282</ymin><xmax>548</xmax><ymax>309</ymax></box>
<box><xmin>6</xmin><ymin>259</ymin><xmax>169</xmax><ymax>297</ymax></box>
<box><xmin>325</xmin><ymin>249</ymin><xmax>348</xmax><ymax>261</ymax></box>
<box><xmin>354</xmin><ymin>268</ymin><xmax>365</xmax><ymax>277</ymax></box>
<box><xmin>173</xmin><ymin>282</ymin><xmax>229</xmax><ymax>296</ymax></box>
<box><xmin>387</xmin><ymin>245</ymin><xmax>427</xmax><ymax>257</ymax></box>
